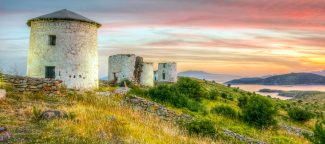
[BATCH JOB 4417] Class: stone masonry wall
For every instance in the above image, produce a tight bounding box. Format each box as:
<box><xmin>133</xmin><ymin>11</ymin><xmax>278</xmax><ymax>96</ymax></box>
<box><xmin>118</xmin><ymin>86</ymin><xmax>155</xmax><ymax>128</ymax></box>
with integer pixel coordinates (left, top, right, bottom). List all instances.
<box><xmin>133</xmin><ymin>56</ymin><xmax>143</xmax><ymax>84</ymax></box>
<box><xmin>157</xmin><ymin>62</ymin><xmax>177</xmax><ymax>83</ymax></box>
<box><xmin>3</xmin><ymin>75</ymin><xmax>62</xmax><ymax>94</ymax></box>
<box><xmin>28</xmin><ymin>20</ymin><xmax>99</xmax><ymax>90</ymax></box>
<box><xmin>108</xmin><ymin>54</ymin><xmax>136</xmax><ymax>83</ymax></box>
<box><xmin>140</xmin><ymin>62</ymin><xmax>154</xmax><ymax>87</ymax></box>
<box><xmin>125</xmin><ymin>95</ymin><xmax>193</xmax><ymax>122</ymax></box>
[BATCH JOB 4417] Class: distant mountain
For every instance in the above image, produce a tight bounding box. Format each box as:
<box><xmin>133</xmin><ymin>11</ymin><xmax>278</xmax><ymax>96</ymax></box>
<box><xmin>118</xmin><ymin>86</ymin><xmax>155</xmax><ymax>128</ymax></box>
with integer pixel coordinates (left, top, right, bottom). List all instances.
<box><xmin>311</xmin><ymin>70</ymin><xmax>325</xmax><ymax>76</ymax></box>
<box><xmin>178</xmin><ymin>71</ymin><xmax>242</xmax><ymax>83</ymax></box>
<box><xmin>226</xmin><ymin>73</ymin><xmax>325</xmax><ymax>85</ymax></box>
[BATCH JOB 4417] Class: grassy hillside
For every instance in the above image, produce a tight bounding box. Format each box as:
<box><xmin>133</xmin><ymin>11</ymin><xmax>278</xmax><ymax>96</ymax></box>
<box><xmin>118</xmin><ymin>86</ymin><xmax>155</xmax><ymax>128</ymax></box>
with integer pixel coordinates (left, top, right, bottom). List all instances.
<box><xmin>130</xmin><ymin>77</ymin><xmax>325</xmax><ymax>143</ymax></box>
<box><xmin>0</xmin><ymin>84</ymin><xmax>215</xmax><ymax>143</ymax></box>
<box><xmin>1</xmin><ymin>76</ymin><xmax>324</xmax><ymax>143</ymax></box>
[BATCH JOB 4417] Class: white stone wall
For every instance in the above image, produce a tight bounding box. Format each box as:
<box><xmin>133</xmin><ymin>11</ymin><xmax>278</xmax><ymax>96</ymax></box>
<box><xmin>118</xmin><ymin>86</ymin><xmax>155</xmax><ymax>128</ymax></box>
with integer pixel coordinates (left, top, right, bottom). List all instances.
<box><xmin>157</xmin><ymin>62</ymin><xmax>177</xmax><ymax>83</ymax></box>
<box><xmin>140</xmin><ymin>62</ymin><xmax>154</xmax><ymax>87</ymax></box>
<box><xmin>27</xmin><ymin>20</ymin><xmax>99</xmax><ymax>89</ymax></box>
<box><xmin>108</xmin><ymin>54</ymin><xmax>136</xmax><ymax>83</ymax></box>
<box><xmin>0</xmin><ymin>89</ymin><xmax>5</xmax><ymax>99</ymax></box>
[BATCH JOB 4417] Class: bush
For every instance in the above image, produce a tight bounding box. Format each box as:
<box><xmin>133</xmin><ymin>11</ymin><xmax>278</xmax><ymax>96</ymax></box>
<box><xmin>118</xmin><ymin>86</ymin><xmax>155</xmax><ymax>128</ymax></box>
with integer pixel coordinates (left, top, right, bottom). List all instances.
<box><xmin>220</xmin><ymin>92</ymin><xmax>234</xmax><ymax>101</ymax></box>
<box><xmin>185</xmin><ymin>119</ymin><xmax>217</xmax><ymax>137</ymax></box>
<box><xmin>305</xmin><ymin>120</ymin><xmax>325</xmax><ymax>144</ymax></box>
<box><xmin>186</xmin><ymin>99</ymin><xmax>206</xmax><ymax>112</ymax></box>
<box><xmin>208</xmin><ymin>89</ymin><xmax>219</xmax><ymax>100</ymax></box>
<box><xmin>148</xmin><ymin>84</ymin><xmax>205</xmax><ymax>112</ymax></box>
<box><xmin>237</xmin><ymin>96</ymin><xmax>248</xmax><ymax>108</ymax></box>
<box><xmin>241</xmin><ymin>96</ymin><xmax>277</xmax><ymax>128</ymax></box>
<box><xmin>176</xmin><ymin>77</ymin><xmax>206</xmax><ymax>101</ymax></box>
<box><xmin>148</xmin><ymin>84</ymin><xmax>177</xmax><ymax>102</ymax></box>
<box><xmin>221</xmin><ymin>93</ymin><xmax>227</xmax><ymax>99</ymax></box>
<box><xmin>313</xmin><ymin>121</ymin><xmax>325</xmax><ymax>144</ymax></box>
<box><xmin>211</xmin><ymin>105</ymin><xmax>237</xmax><ymax>118</ymax></box>
<box><xmin>287</xmin><ymin>107</ymin><xmax>314</xmax><ymax>122</ymax></box>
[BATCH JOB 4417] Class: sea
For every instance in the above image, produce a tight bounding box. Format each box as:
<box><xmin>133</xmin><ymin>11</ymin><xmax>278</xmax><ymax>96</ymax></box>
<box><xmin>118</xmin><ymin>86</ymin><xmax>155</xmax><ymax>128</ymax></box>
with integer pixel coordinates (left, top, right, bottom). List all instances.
<box><xmin>231</xmin><ymin>84</ymin><xmax>325</xmax><ymax>100</ymax></box>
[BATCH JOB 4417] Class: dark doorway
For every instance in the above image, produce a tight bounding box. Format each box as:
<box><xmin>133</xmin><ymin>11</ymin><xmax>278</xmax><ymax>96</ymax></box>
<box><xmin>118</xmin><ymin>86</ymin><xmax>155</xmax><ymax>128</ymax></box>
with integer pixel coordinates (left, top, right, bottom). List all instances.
<box><xmin>45</xmin><ymin>66</ymin><xmax>55</xmax><ymax>79</ymax></box>
<box><xmin>162</xmin><ymin>73</ymin><xmax>166</xmax><ymax>80</ymax></box>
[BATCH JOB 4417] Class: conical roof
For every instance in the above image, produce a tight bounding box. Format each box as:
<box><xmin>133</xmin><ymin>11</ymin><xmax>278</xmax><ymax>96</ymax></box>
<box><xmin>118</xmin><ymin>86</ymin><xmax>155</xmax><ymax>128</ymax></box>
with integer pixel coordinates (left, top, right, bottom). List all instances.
<box><xmin>27</xmin><ymin>9</ymin><xmax>101</xmax><ymax>27</ymax></box>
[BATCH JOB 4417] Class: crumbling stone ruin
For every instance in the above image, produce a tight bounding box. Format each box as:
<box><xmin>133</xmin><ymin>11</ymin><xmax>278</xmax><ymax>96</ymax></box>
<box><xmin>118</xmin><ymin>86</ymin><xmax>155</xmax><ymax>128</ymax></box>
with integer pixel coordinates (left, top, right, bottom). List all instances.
<box><xmin>140</xmin><ymin>62</ymin><xmax>154</xmax><ymax>87</ymax></box>
<box><xmin>156</xmin><ymin>62</ymin><xmax>177</xmax><ymax>83</ymax></box>
<box><xmin>21</xmin><ymin>9</ymin><xmax>178</xmax><ymax>90</ymax></box>
<box><xmin>108</xmin><ymin>54</ymin><xmax>177</xmax><ymax>86</ymax></box>
<box><xmin>134</xmin><ymin>56</ymin><xmax>144</xmax><ymax>84</ymax></box>
<box><xmin>108</xmin><ymin>54</ymin><xmax>155</xmax><ymax>86</ymax></box>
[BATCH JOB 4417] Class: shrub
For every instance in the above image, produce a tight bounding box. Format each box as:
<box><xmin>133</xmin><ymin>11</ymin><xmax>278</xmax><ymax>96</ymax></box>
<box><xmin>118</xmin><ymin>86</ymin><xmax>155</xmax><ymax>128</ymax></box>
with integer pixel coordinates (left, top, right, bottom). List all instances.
<box><xmin>237</xmin><ymin>96</ymin><xmax>248</xmax><ymax>108</ymax></box>
<box><xmin>176</xmin><ymin>77</ymin><xmax>206</xmax><ymax>101</ymax></box>
<box><xmin>241</xmin><ymin>96</ymin><xmax>277</xmax><ymax>128</ymax></box>
<box><xmin>148</xmin><ymin>84</ymin><xmax>177</xmax><ymax>102</ymax></box>
<box><xmin>185</xmin><ymin>119</ymin><xmax>217</xmax><ymax>137</ymax></box>
<box><xmin>211</xmin><ymin>105</ymin><xmax>237</xmax><ymax>118</ymax></box>
<box><xmin>208</xmin><ymin>89</ymin><xmax>219</xmax><ymax>100</ymax></box>
<box><xmin>148</xmin><ymin>84</ymin><xmax>205</xmax><ymax>112</ymax></box>
<box><xmin>313</xmin><ymin>121</ymin><xmax>325</xmax><ymax>144</ymax></box>
<box><xmin>221</xmin><ymin>93</ymin><xmax>227</xmax><ymax>99</ymax></box>
<box><xmin>186</xmin><ymin>99</ymin><xmax>206</xmax><ymax>113</ymax></box>
<box><xmin>220</xmin><ymin>92</ymin><xmax>234</xmax><ymax>100</ymax></box>
<box><xmin>305</xmin><ymin>120</ymin><xmax>325</xmax><ymax>144</ymax></box>
<box><xmin>287</xmin><ymin>107</ymin><xmax>314</xmax><ymax>122</ymax></box>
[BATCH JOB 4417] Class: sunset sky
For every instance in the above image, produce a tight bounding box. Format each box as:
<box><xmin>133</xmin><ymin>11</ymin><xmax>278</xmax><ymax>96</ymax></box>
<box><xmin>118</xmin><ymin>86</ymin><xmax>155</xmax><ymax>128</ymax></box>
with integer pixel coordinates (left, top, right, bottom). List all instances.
<box><xmin>1</xmin><ymin>0</ymin><xmax>325</xmax><ymax>77</ymax></box>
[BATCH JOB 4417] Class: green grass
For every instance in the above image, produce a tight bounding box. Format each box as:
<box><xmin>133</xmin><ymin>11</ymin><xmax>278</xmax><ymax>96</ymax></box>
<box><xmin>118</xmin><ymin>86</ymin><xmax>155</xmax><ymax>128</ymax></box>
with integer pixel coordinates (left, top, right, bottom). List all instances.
<box><xmin>0</xmin><ymin>88</ymin><xmax>218</xmax><ymax>143</ymax></box>
<box><xmin>1</xmin><ymin>77</ymin><xmax>323</xmax><ymax>143</ymax></box>
<box><xmin>130</xmin><ymin>78</ymin><xmax>317</xmax><ymax>143</ymax></box>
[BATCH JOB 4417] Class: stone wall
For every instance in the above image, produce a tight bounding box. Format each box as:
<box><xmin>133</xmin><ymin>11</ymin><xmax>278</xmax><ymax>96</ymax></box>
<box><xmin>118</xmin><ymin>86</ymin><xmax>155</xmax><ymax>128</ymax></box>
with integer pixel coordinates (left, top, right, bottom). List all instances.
<box><xmin>3</xmin><ymin>75</ymin><xmax>62</xmax><ymax>94</ymax></box>
<box><xmin>223</xmin><ymin>129</ymin><xmax>266</xmax><ymax>144</ymax></box>
<box><xmin>157</xmin><ymin>62</ymin><xmax>177</xmax><ymax>83</ymax></box>
<box><xmin>133</xmin><ymin>56</ymin><xmax>143</xmax><ymax>84</ymax></box>
<box><xmin>108</xmin><ymin>54</ymin><xmax>137</xmax><ymax>83</ymax></box>
<box><xmin>27</xmin><ymin>20</ymin><xmax>99</xmax><ymax>90</ymax></box>
<box><xmin>280</xmin><ymin>125</ymin><xmax>313</xmax><ymax>136</ymax></box>
<box><xmin>125</xmin><ymin>95</ymin><xmax>193</xmax><ymax>122</ymax></box>
<box><xmin>140</xmin><ymin>62</ymin><xmax>154</xmax><ymax>87</ymax></box>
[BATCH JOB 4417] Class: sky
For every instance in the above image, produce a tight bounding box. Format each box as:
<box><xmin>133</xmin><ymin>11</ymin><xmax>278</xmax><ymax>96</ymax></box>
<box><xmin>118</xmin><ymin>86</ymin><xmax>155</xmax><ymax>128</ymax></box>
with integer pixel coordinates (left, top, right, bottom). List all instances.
<box><xmin>1</xmin><ymin>0</ymin><xmax>325</xmax><ymax>77</ymax></box>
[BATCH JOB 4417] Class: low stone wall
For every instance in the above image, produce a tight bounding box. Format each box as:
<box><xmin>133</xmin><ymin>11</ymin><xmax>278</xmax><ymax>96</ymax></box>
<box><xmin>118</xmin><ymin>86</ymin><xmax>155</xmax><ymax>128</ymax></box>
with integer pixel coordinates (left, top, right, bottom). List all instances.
<box><xmin>223</xmin><ymin>129</ymin><xmax>266</xmax><ymax>144</ymax></box>
<box><xmin>280</xmin><ymin>125</ymin><xmax>313</xmax><ymax>136</ymax></box>
<box><xmin>3</xmin><ymin>75</ymin><xmax>62</xmax><ymax>94</ymax></box>
<box><xmin>125</xmin><ymin>95</ymin><xmax>193</xmax><ymax>123</ymax></box>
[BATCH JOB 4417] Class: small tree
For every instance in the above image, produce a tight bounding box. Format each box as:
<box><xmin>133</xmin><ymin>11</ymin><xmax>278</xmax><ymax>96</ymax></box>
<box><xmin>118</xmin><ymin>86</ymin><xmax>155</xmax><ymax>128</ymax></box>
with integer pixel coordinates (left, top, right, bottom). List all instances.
<box><xmin>287</xmin><ymin>107</ymin><xmax>314</xmax><ymax>122</ymax></box>
<box><xmin>241</xmin><ymin>96</ymin><xmax>277</xmax><ymax>128</ymax></box>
